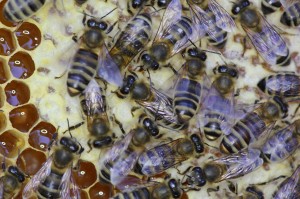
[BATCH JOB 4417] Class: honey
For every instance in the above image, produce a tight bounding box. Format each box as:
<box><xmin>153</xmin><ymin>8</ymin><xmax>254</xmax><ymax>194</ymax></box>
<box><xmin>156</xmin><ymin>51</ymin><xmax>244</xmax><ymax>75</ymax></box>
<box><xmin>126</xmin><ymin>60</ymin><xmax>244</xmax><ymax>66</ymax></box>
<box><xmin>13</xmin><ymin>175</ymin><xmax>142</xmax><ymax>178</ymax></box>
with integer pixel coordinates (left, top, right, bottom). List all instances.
<box><xmin>0</xmin><ymin>28</ymin><xmax>16</xmax><ymax>56</ymax></box>
<box><xmin>0</xmin><ymin>130</ymin><xmax>25</xmax><ymax>158</ymax></box>
<box><xmin>72</xmin><ymin>160</ymin><xmax>97</xmax><ymax>189</ymax></box>
<box><xmin>89</xmin><ymin>182</ymin><xmax>114</xmax><ymax>199</ymax></box>
<box><xmin>5</xmin><ymin>80</ymin><xmax>30</xmax><ymax>106</ymax></box>
<box><xmin>0</xmin><ymin>58</ymin><xmax>10</xmax><ymax>84</ymax></box>
<box><xmin>9</xmin><ymin>104</ymin><xmax>39</xmax><ymax>132</ymax></box>
<box><xmin>15</xmin><ymin>22</ymin><xmax>41</xmax><ymax>51</ymax></box>
<box><xmin>8</xmin><ymin>51</ymin><xmax>35</xmax><ymax>79</ymax></box>
<box><xmin>28</xmin><ymin>121</ymin><xmax>56</xmax><ymax>152</ymax></box>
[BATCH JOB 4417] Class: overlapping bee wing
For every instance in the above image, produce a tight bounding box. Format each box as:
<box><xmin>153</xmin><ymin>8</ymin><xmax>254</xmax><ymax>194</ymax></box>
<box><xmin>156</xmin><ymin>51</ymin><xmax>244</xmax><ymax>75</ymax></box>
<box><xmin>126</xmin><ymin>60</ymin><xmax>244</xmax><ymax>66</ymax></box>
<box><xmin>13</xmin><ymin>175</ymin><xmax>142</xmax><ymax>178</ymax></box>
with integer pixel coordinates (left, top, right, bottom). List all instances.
<box><xmin>214</xmin><ymin>148</ymin><xmax>264</xmax><ymax>181</ymax></box>
<box><xmin>59</xmin><ymin>167</ymin><xmax>79</xmax><ymax>199</ymax></box>
<box><xmin>280</xmin><ymin>0</ymin><xmax>298</xmax><ymax>8</ymax></box>
<box><xmin>22</xmin><ymin>157</ymin><xmax>53</xmax><ymax>198</ymax></box>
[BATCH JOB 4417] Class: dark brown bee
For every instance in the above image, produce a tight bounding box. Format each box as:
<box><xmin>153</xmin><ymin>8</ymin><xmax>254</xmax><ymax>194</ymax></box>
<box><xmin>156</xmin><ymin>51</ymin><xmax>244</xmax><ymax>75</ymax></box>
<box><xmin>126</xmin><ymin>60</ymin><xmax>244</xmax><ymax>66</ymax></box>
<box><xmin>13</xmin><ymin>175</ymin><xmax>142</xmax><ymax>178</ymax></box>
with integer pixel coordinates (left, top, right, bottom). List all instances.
<box><xmin>220</xmin><ymin>96</ymin><xmax>288</xmax><ymax>154</ymax></box>
<box><xmin>232</xmin><ymin>0</ymin><xmax>290</xmax><ymax>66</ymax></box>
<box><xmin>261</xmin><ymin>0</ymin><xmax>282</xmax><ymax>15</ymax></box>
<box><xmin>257</xmin><ymin>72</ymin><xmax>300</xmax><ymax>98</ymax></box>
<box><xmin>0</xmin><ymin>166</ymin><xmax>26</xmax><ymax>199</ymax></box>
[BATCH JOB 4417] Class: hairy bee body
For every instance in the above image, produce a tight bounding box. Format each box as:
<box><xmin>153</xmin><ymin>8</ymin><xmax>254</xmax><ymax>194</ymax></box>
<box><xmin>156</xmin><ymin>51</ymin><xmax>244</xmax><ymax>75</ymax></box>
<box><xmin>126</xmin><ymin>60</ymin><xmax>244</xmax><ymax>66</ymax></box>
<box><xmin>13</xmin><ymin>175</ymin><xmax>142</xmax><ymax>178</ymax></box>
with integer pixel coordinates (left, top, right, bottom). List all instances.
<box><xmin>111</xmin><ymin>13</ymin><xmax>152</xmax><ymax>69</ymax></box>
<box><xmin>261</xmin><ymin>0</ymin><xmax>282</xmax><ymax>15</ymax></box>
<box><xmin>0</xmin><ymin>166</ymin><xmax>25</xmax><ymax>199</ymax></box>
<box><xmin>257</xmin><ymin>73</ymin><xmax>300</xmax><ymax>97</ymax></box>
<box><xmin>281</xmin><ymin>2</ymin><xmax>300</xmax><ymax>27</ymax></box>
<box><xmin>220</xmin><ymin>97</ymin><xmax>288</xmax><ymax>154</ymax></box>
<box><xmin>112</xmin><ymin>187</ymin><xmax>150</xmax><ymax>199</ymax></box>
<box><xmin>3</xmin><ymin>0</ymin><xmax>46</xmax><ymax>22</ymax></box>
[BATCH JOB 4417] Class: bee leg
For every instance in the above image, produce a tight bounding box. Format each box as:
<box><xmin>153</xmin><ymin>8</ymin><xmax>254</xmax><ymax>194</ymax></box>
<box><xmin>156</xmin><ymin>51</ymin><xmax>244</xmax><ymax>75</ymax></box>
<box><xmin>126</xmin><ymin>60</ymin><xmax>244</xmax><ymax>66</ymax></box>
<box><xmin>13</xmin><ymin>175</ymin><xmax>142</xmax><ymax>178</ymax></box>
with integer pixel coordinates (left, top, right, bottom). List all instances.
<box><xmin>207</xmin><ymin>186</ymin><xmax>219</xmax><ymax>196</ymax></box>
<box><xmin>87</xmin><ymin>139</ymin><xmax>93</xmax><ymax>153</ymax></box>
<box><xmin>166</xmin><ymin>63</ymin><xmax>178</xmax><ymax>75</ymax></box>
<box><xmin>234</xmin><ymin>88</ymin><xmax>240</xmax><ymax>97</ymax></box>
<box><xmin>292</xmin><ymin>104</ymin><xmax>300</xmax><ymax>118</ymax></box>
<box><xmin>131</xmin><ymin>106</ymin><xmax>140</xmax><ymax>117</ymax></box>
<box><xmin>62</xmin><ymin>121</ymin><xmax>85</xmax><ymax>134</ymax></box>
<box><xmin>113</xmin><ymin>114</ymin><xmax>126</xmax><ymax>134</ymax></box>
<box><xmin>254</xmin><ymin>175</ymin><xmax>287</xmax><ymax>186</ymax></box>
<box><xmin>48</xmin><ymin>132</ymin><xmax>58</xmax><ymax>151</ymax></box>
<box><xmin>178</xmin><ymin>165</ymin><xmax>193</xmax><ymax>175</ymax></box>
<box><xmin>106</xmin><ymin>21</ymin><xmax>118</xmax><ymax>34</ymax></box>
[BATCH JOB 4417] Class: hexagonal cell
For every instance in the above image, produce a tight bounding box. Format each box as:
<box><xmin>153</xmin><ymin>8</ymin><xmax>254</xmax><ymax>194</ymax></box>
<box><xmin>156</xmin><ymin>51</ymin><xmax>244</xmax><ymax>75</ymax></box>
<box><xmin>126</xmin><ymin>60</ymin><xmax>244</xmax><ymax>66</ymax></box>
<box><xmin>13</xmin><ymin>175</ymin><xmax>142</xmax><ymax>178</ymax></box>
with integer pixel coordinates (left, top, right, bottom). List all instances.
<box><xmin>0</xmin><ymin>111</ymin><xmax>7</xmax><ymax>132</ymax></box>
<box><xmin>15</xmin><ymin>22</ymin><xmax>41</xmax><ymax>51</ymax></box>
<box><xmin>0</xmin><ymin>86</ymin><xmax>5</xmax><ymax>108</ymax></box>
<box><xmin>8</xmin><ymin>51</ymin><xmax>35</xmax><ymax>79</ymax></box>
<box><xmin>0</xmin><ymin>58</ymin><xmax>11</xmax><ymax>84</ymax></box>
<box><xmin>16</xmin><ymin>147</ymin><xmax>46</xmax><ymax>176</ymax></box>
<box><xmin>0</xmin><ymin>0</ymin><xmax>18</xmax><ymax>27</ymax></box>
<box><xmin>9</xmin><ymin>104</ymin><xmax>39</xmax><ymax>133</ymax></box>
<box><xmin>5</xmin><ymin>80</ymin><xmax>30</xmax><ymax>106</ymax></box>
<box><xmin>28</xmin><ymin>121</ymin><xmax>57</xmax><ymax>151</ymax></box>
<box><xmin>0</xmin><ymin>129</ymin><xmax>25</xmax><ymax>158</ymax></box>
<box><xmin>0</xmin><ymin>28</ymin><xmax>16</xmax><ymax>56</ymax></box>
<box><xmin>89</xmin><ymin>182</ymin><xmax>114</xmax><ymax>199</ymax></box>
<box><xmin>72</xmin><ymin>160</ymin><xmax>97</xmax><ymax>189</ymax></box>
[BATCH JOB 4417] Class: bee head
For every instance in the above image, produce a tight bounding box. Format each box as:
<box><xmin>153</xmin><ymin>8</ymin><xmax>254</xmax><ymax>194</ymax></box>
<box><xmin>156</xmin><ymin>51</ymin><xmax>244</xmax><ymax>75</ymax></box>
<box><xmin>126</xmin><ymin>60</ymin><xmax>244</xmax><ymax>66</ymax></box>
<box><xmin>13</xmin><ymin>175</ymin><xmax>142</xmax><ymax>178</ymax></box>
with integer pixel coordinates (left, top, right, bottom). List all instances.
<box><xmin>157</xmin><ymin>0</ymin><xmax>170</xmax><ymax>7</ymax></box>
<box><xmin>84</xmin><ymin>29</ymin><xmax>104</xmax><ymax>48</ymax></box>
<box><xmin>141</xmin><ymin>116</ymin><xmax>159</xmax><ymax>137</ymax></box>
<box><xmin>141</xmin><ymin>54</ymin><xmax>160</xmax><ymax>70</ymax></box>
<box><xmin>168</xmin><ymin>179</ymin><xmax>182</xmax><ymax>198</ymax></box>
<box><xmin>132</xmin><ymin>0</ymin><xmax>143</xmax><ymax>8</ymax></box>
<box><xmin>232</xmin><ymin>0</ymin><xmax>250</xmax><ymax>15</ymax></box>
<box><xmin>215</xmin><ymin>65</ymin><xmax>238</xmax><ymax>78</ymax></box>
<box><xmin>187</xmin><ymin>167</ymin><xmax>206</xmax><ymax>187</ymax></box>
<box><xmin>8</xmin><ymin>166</ymin><xmax>25</xmax><ymax>183</ymax></box>
<box><xmin>190</xmin><ymin>134</ymin><xmax>204</xmax><ymax>154</ymax></box>
<box><xmin>60</xmin><ymin>137</ymin><xmax>84</xmax><ymax>154</ymax></box>
<box><xmin>93</xmin><ymin>136</ymin><xmax>112</xmax><ymax>148</ymax></box>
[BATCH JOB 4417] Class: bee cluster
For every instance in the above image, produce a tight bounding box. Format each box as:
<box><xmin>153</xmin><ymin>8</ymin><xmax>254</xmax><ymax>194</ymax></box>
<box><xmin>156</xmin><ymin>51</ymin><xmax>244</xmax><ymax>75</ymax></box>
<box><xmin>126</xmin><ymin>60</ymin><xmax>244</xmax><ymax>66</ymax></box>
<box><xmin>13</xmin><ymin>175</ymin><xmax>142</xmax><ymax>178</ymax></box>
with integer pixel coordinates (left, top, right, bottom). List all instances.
<box><xmin>0</xmin><ymin>0</ymin><xmax>300</xmax><ymax>198</ymax></box>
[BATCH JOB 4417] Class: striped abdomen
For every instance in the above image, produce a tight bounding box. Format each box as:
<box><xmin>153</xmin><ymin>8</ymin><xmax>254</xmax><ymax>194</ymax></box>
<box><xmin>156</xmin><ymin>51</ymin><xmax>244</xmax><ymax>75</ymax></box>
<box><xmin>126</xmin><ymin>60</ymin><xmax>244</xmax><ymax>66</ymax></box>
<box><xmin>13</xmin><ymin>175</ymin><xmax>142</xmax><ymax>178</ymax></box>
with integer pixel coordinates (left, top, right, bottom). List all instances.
<box><xmin>37</xmin><ymin>169</ymin><xmax>64</xmax><ymax>199</ymax></box>
<box><xmin>110</xmin><ymin>13</ymin><xmax>152</xmax><ymax>68</ymax></box>
<box><xmin>112</xmin><ymin>187</ymin><xmax>150</xmax><ymax>199</ymax></box>
<box><xmin>261</xmin><ymin>0</ymin><xmax>282</xmax><ymax>15</ymax></box>
<box><xmin>174</xmin><ymin>77</ymin><xmax>201</xmax><ymax>122</ymax></box>
<box><xmin>203</xmin><ymin>112</ymin><xmax>226</xmax><ymax>141</ymax></box>
<box><xmin>257</xmin><ymin>73</ymin><xmax>300</xmax><ymax>97</ymax></box>
<box><xmin>281</xmin><ymin>2</ymin><xmax>300</xmax><ymax>27</ymax></box>
<box><xmin>220</xmin><ymin>112</ymin><xmax>266</xmax><ymax>153</ymax></box>
<box><xmin>3</xmin><ymin>0</ymin><xmax>46</xmax><ymax>22</ymax></box>
<box><xmin>67</xmin><ymin>48</ymin><xmax>98</xmax><ymax>96</ymax></box>
<box><xmin>136</xmin><ymin>144</ymin><xmax>174</xmax><ymax>176</ymax></box>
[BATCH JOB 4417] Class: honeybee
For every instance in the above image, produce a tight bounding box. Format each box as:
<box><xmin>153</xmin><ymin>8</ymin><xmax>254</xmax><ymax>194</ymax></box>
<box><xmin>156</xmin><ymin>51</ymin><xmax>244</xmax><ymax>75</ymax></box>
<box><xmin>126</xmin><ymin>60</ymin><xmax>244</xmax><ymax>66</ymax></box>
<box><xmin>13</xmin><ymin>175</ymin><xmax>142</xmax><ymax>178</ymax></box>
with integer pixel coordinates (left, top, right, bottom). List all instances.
<box><xmin>187</xmin><ymin>0</ymin><xmax>236</xmax><ymax>48</ymax></box>
<box><xmin>200</xmin><ymin>64</ymin><xmax>238</xmax><ymax>141</ymax></box>
<box><xmin>110</xmin><ymin>12</ymin><xmax>153</xmax><ymax>71</ymax></box>
<box><xmin>280</xmin><ymin>0</ymin><xmax>300</xmax><ymax>27</ymax></box>
<box><xmin>261</xmin><ymin>0</ymin><xmax>282</xmax><ymax>15</ymax></box>
<box><xmin>22</xmin><ymin>136</ymin><xmax>84</xmax><ymax>199</ymax></box>
<box><xmin>66</xmin><ymin>18</ymin><xmax>122</xmax><ymax>96</ymax></box>
<box><xmin>141</xmin><ymin>0</ymin><xmax>199</xmax><ymax>70</ymax></box>
<box><xmin>273</xmin><ymin>165</ymin><xmax>300</xmax><ymax>198</ymax></box>
<box><xmin>231</xmin><ymin>0</ymin><xmax>290</xmax><ymax>66</ymax></box>
<box><xmin>135</xmin><ymin>133</ymin><xmax>204</xmax><ymax>176</ymax></box>
<box><xmin>80</xmin><ymin>79</ymin><xmax>114</xmax><ymax>150</ymax></box>
<box><xmin>127</xmin><ymin>0</ymin><xmax>172</xmax><ymax>15</ymax></box>
<box><xmin>220</xmin><ymin>96</ymin><xmax>288</xmax><ymax>154</ymax></box>
<box><xmin>173</xmin><ymin>48</ymin><xmax>208</xmax><ymax>123</ymax></box>
<box><xmin>132</xmin><ymin>80</ymin><xmax>188</xmax><ymax>131</ymax></box>
<box><xmin>257</xmin><ymin>72</ymin><xmax>300</xmax><ymax>98</ymax></box>
<box><xmin>99</xmin><ymin>124</ymin><xmax>157</xmax><ymax>185</ymax></box>
<box><xmin>111</xmin><ymin>178</ymin><xmax>183</xmax><ymax>199</ymax></box>
<box><xmin>0</xmin><ymin>166</ymin><xmax>25</xmax><ymax>199</ymax></box>
<box><xmin>2</xmin><ymin>0</ymin><xmax>46</xmax><ymax>23</ymax></box>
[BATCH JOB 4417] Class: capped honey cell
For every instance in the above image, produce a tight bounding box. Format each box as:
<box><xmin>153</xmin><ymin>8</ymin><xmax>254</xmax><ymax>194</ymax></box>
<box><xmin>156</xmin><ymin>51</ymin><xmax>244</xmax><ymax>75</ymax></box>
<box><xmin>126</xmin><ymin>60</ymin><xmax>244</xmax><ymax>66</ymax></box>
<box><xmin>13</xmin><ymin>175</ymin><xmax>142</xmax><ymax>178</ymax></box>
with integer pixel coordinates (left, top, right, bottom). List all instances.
<box><xmin>9</xmin><ymin>104</ymin><xmax>39</xmax><ymax>132</ymax></box>
<box><xmin>89</xmin><ymin>182</ymin><xmax>114</xmax><ymax>199</ymax></box>
<box><xmin>72</xmin><ymin>160</ymin><xmax>97</xmax><ymax>189</ymax></box>
<box><xmin>0</xmin><ymin>129</ymin><xmax>25</xmax><ymax>158</ymax></box>
<box><xmin>0</xmin><ymin>111</ymin><xmax>7</xmax><ymax>132</ymax></box>
<box><xmin>0</xmin><ymin>58</ymin><xmax>10</xmax><ymax>84</ymax></box>
<box><xmin>15</xmin><ymin>22</ymin><xmax>41</xmax><ymax>51</ymax></box>
<box><xmin>16</xmin><ymin>147</ymin><xmax>47</xmax><ymax>176</ymax></box>
<box><xmin>0</xmin><ymin>28</ymin><xmax>16</xmax><ymax>56</ymax></box>
<box><xmin>8</xmin><ymin>51</ymin><xmax>35</xmax><ymax>79</ymax></box>
<box><xmin>0</xmin><ymin>0</ymin><xmax>18</xmax><ymax>27</ymax></box>
<box><xmin>5</xmin><ymin>80</ymin><xmax>30</xmax><ymax>106</ymax></box>
<box><xmin>28</xmin><ymin>121</ymin><xmax>56</xmax><ymax>152</ymax></box>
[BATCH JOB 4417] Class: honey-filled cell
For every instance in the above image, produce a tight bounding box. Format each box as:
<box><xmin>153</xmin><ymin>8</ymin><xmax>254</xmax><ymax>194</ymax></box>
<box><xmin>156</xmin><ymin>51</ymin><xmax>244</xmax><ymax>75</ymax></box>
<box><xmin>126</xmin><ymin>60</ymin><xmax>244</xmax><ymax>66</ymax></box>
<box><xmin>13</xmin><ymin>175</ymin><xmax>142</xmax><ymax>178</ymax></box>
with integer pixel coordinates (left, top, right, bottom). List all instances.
<box><xmin>72</xmin><ymin>160</ymin><xmax>97</xmax><ymax>189</ymax></box>
<box><xmin>0</xmin><ymin>58</ymin><xmax>11</xmax><ymax>84</ymax></box>
<box><xmin>0</xmin><ymin>0</ymin><xmax>18</xmax><ymax>27</ymax></box>
<box><xmin>9</xmin><ymin>104</ymin><xmax>39</xmax><ymax>132</ymax></box>
<box><xmin>0</xmin><ymin>111</ymin><xmax>7</xmax><ymax>132</ymax></box>
<box><xmin>0</xmin><ymin>130</ymin><xmax>25</xmax><ymax>158</ymax></box>
<box><xmin>16</xmin><ymin>147</ymin><xmax>46</xmax><ymax>176</ymax></box>
<box><xmin>8</xmin><ymin>51</ymin><xmax>35</xmax><ymax>79</ymax></box>
<box><xmin>0</xmin><ymin>28</ymin><xmax>16</xmax><ymax>56</ymax></box>
<box><xmin>15</xmin><ymin>22</ymin><xmax>41</xmax><ymax>51</ymax></box>
<box><xmin>28</xmin><ymin>121</ymin><xmax>56</xmax><ymax>152</ymax></box>
<box><xmin>89</xmin><ymin>182</ymin><xmax>114</xmax><ymax>199</ymax></box>
<box><xmin>70</xmin><ymin>189</ymin><xmax>89</xmax><ymax>199</ymax></box>
<box><xmin>5</xmin><ymin>80</ymin><xmax>30</xmax><ymax>106</ymax></box>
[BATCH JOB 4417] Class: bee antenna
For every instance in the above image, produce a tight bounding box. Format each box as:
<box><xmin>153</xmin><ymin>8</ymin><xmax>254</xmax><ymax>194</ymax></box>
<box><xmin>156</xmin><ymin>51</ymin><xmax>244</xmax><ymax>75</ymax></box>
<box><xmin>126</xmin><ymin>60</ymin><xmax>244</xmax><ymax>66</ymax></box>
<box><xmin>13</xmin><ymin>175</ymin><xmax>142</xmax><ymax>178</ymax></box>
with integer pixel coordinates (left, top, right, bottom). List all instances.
<box><xmin>1</xmin><ymin>156</ymin><xmax>6</xmax><ymax>172</ymax></box>
<box><xmin>100</xmin><ymin>7</ymin><xmax>118</xmax><ymax>19</ymax></box>
<box><xmin>67</xmin><ymin>118</ymin><xmax>73</xmax><ymax>138</ymax></box>
<box><xmin>188</xmin><ymin>39</ymin><xmax>198</xmax><ymax>49</ymax></box>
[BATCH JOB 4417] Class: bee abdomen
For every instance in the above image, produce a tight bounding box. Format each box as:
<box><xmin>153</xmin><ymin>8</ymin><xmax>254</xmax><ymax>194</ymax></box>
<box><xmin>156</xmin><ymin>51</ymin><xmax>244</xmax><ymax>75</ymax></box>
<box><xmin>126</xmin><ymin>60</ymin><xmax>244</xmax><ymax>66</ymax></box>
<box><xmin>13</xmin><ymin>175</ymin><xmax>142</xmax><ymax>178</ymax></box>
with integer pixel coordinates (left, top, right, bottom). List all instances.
<box><xmin>207</xmin><ymin>30</ymin><xmax>228</xmax><ymax>49</ymax></box>
<box><xmin>261</xmin><ymin>0</ymin><xmax>282</xmax><ymax>15</ymax></box>
<box><xmin>112</xmin><ymin>188</ymin><xmax>150</xmax><ymax>199</ymax></box>
<box><xmin>37</xmin><ymin>171</ymin><xmax>63</xmax><ymax>199</ymax></box>
<box><xmin>280</xmin><ymin>3</ymin><xmax>300</xmax><ymax>27</ymax></box>
<box><xmin>67</xmin><ymin>49</ymin><xmax>98</xmax><ymax>95</ymax></box>
<box><xmin>3</xmin><ymin>0</ymin><xmax>46</xmax><ymax>22</ymax></box>
<box><xmin>276</xmin><ymin>50</ymin><xmax>291</xmax><ymax>66</ymax></box>
<box><xmin>204</xmin><ymin>121</ymin><xmax>222</xmax><ymax>141</ymax></box>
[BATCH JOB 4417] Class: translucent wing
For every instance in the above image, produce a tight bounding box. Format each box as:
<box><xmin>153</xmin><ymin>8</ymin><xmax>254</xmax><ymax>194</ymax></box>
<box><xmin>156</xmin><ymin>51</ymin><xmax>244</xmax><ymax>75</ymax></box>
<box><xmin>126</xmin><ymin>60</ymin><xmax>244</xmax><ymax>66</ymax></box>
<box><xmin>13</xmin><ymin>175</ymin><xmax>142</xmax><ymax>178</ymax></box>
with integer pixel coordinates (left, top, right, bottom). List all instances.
<box><xmin>274</xmin><ymin>166</ymin><xmax>300</xmax><ymax>199</ymax></box>
<box><xmin>22</xmin><ymin>157</ymin><xmax>53</xmax><ymax>198</ymax></box>
<box><xmin>59</xmin><ymin>168</ymin><xmax>80</xmax><ymax>199</ymax></box>
<box><xmin>116</xmin><ymin>176</ymin><xmax>159</xmax><ymax>192</ymax></box>
<box><xmin>97</xmin><ymin>45</ymin><xmax>123</xmax><ymax>87</ymax></box>
<box><xmin>215</xmin><ymin>148</ymin><xmax>264</xmax><ymax>181</ymax></box>
<box><xmin>208</xmin><ymin>0</ymin><xmax>236</xmax><ymax>32</ymax></box>
<box><xmin>280</xmin><ymin>0</ymin><xmax>299</xmax><ymax>8</ymax></box>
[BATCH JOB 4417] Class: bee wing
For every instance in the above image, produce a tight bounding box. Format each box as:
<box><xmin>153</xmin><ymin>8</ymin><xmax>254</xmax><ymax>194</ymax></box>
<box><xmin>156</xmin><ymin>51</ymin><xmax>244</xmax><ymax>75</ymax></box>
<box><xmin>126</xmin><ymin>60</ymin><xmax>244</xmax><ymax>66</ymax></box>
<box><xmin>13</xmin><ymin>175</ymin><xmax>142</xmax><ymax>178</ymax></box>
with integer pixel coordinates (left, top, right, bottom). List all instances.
<box><xmin>22</xmin><ymin>157</ymin><xmax>53</xmax><ymax>198</ymax></box>
<box><xmin>208</xmin><ymin>0</ymin><xmax>236</xmax><ymax>32</ymax></box>
<box><xmin>248</xmin><ymin>123</ymin><xmax>276</xmax><ymax>149</ymax></box>
<box><xmin>97</xmin><ymin>45</ymin><xmax>123</xmax><ymax>87</ymax></box>
<box><xmin>215</xmin><ymin>148</ymin><xmax>264</xmax><ymax>181</ymax></box>
<box><xmin>59</xmin><ymin>168</ymin><xmax>80</xmax><ymax>199</ymax></box>
<box><xmin>280</xmin><ymin>0</ymin><xmax>298</xmax><ymax>8</ymax></box>
<box><xmin>115</xmin><ymin>175</ymin><xmax>159</xmax><ymax>191</ymax></box>
<box><xmin>274</xmin><ymin>166</ymin><xmax>300</xmax><ymax>198</ymax></box>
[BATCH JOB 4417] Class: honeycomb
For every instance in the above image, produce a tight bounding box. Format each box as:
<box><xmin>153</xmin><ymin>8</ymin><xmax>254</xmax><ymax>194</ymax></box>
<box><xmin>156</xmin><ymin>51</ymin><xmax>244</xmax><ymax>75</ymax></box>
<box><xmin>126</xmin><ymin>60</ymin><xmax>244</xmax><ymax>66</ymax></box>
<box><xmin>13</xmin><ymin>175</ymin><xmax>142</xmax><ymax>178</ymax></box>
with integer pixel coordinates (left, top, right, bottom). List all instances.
<box><xmin>0</xmin><ymin>0</ymin><xmax>300</xmax><ymax>198</ymax></box>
